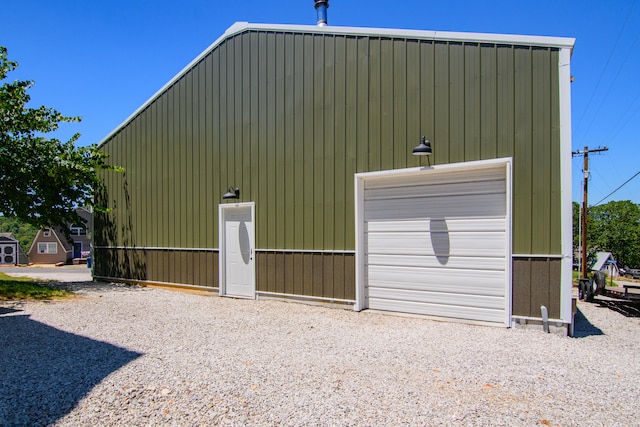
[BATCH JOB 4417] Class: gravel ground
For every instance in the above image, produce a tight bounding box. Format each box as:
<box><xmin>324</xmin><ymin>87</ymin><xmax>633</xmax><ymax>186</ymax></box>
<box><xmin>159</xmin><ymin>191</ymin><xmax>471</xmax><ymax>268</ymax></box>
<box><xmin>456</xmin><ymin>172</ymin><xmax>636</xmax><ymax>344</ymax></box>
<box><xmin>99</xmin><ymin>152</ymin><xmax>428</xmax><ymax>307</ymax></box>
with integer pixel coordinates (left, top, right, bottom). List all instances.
<box><xmin>1</xmin><ymin>265</ymin><xmax>92</xmax><ymax>283</ymax></box>
<box><xmin>1</xmin><ymin>281</ymin><xmax>640</xmax><ymax>427</ymax></box>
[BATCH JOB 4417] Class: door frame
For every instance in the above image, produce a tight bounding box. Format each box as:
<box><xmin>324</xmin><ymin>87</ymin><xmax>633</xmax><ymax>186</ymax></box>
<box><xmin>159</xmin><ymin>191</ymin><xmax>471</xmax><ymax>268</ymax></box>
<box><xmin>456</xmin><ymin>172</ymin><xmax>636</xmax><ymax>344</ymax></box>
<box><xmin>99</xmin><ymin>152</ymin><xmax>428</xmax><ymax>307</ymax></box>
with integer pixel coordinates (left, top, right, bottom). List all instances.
<box><xmin>354</xmin><ymin>158</ymin><xmax>512</xmax><ymax>326</ymax></box>
<box><xmin>1</xmin><ymin>242</ymin><xmax>17</xmax><ymax>265</ymax></box>
<box><xmin>73</xmin><ymin>241</ymin><xmax>82</xmax><ymax>259</ymax></box>
<box><xmin>218</xmin><ymin>202</ymin><xmax>256</xmax><ymax>299</ymax></box>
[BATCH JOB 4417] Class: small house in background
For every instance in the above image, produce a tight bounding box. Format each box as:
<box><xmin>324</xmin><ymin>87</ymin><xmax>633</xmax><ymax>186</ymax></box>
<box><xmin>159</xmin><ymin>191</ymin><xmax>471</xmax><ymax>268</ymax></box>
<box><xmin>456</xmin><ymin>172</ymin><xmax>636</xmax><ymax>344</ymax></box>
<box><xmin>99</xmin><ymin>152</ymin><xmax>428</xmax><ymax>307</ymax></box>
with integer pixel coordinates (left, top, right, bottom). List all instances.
<box><xmin>27</xmin><ymin>208</ymin><xmax>92</xmax><ymax>265</ymax></box>
<box><xmin>0</xmin><ymin>233</ymin><xmax>28</xmax><ymax>265</ymax></box>
<box><xmin>591</xmin><ymin>252</ymin><xmax>619</xmax><ymax>278</ymax></box>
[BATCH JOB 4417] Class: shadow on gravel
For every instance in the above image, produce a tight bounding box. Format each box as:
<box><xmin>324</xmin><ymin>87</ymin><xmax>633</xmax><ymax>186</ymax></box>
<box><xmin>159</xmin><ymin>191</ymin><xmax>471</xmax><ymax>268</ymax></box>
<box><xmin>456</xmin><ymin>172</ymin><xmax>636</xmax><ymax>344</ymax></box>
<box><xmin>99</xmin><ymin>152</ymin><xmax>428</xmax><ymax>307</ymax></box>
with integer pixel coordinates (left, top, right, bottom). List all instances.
<box><xmin>0</xmin><ymin>306</ymin><xmax>22</xmax><ymax>316</ymax></box>
<box><xmin>595</xmin><ymin>299</ymin><xmax>640</xmax><ymax>318</ymax></box>
<box><xmin>0</xmin><ymin>309</ymin><xmax>142</xmax><ymax>426</ymax></box>
<box><xmin>572</xmin><ymin>307</ymin><xmax>604</xmax><ymax>338</ymax></box>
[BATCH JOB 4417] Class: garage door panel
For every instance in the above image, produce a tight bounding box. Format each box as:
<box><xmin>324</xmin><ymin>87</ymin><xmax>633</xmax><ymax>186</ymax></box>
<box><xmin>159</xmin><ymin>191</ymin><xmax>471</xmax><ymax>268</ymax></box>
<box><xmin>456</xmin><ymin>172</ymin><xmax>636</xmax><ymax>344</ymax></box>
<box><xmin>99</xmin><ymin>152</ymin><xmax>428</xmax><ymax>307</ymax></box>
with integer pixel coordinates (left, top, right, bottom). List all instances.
<box><xmin>366</xmin><ymin>218</ymin><xmax>506</xmax><ymax>233</ymax></box>
<box><xmin>366</xmin><ymin>231</ymin><xmax>506</xmax><ymax>256</ymax></box>
<box><xmin>367</xmin><ymin>280</ymin><xmax>504</xmax><ymax>298</ymax></box>
<box><xmin>368</xmin><ymin>298</ymin><xmax>505</xmax><ymax>323</ymax></box>
<box><xmin>367</xmin><ymin>253</ymin><xmax>506</xmax><ymax>271</ymax></box>
<box><xmin>364</xmin><ymin>167</ymin><xmax>505</xmax><ymax>190</ymax></box>
<box><xmin>368</xmin><ymin>287</ymin><xmax>505</xmax><ymax>310</ymax></box>
<box><xmin>365</xmin><ymin>193</ymin><xmax>506</xmax><ymax>221</ymax></box>
<box><xmin>366</xmin><ymin>179</ymin><xmax>504</xmax><ymax>201</ymax></box>
<box><xmin>367</xmin><ymin>265</ymin><xmax>505</xmax><ymax>296</ymax></box>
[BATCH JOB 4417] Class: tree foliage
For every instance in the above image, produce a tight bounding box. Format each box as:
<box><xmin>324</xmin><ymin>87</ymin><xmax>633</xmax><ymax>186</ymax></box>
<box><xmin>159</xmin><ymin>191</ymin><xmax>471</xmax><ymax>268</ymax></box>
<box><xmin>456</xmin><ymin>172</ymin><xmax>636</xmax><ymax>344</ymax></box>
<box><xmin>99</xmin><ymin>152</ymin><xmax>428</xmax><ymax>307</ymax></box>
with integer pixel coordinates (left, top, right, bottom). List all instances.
<box><xmin>589</xmin><ymin>200</ymin><xmax>640</xmax><ymax>269</ymax></box>
<box><xmin>0</xmin><ymin>46</ymin><xmax>118</xmax><ymax>231</ymax></box>
<box><xmin>574</xmin><ymin>200</ymin><xmax>640</xmax><ymax>269</ymax></box>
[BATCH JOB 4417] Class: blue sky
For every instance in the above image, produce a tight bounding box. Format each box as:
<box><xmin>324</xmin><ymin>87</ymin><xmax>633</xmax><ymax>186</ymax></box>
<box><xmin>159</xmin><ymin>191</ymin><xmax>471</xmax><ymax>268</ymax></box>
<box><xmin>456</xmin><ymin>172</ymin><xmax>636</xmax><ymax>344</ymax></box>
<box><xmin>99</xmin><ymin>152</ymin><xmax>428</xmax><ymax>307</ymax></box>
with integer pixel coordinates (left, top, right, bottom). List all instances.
<box><xmin>3</xmin><ymin>0</ymin><xmax>639</xmax><ymax>205</ymax></box>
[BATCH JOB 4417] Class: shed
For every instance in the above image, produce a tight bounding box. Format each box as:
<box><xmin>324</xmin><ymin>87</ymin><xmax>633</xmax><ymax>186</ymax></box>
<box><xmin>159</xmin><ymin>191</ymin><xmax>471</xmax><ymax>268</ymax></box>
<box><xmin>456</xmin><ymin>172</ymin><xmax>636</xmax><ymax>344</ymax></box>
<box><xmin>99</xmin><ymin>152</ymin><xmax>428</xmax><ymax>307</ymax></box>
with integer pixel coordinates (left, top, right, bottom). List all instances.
<box><xmin>94</xmin><ymin>22</ymin><xmax>575</xmax><ymax>332</ymax></box>
<box><xmin>0</xmin><ymin>233</ymin><xmax>28</xmax><ymax>265</ymax></box>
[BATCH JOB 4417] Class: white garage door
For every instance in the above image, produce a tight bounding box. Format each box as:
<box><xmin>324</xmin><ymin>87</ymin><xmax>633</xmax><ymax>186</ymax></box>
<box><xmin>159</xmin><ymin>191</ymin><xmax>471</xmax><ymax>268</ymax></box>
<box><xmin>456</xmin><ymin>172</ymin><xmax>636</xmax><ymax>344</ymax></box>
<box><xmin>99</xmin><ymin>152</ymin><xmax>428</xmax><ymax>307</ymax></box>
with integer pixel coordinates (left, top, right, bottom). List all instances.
<box><xmin>359</xmin><ymin>161</ymin><xmax>510</xmax><ymax>325</ymax></box>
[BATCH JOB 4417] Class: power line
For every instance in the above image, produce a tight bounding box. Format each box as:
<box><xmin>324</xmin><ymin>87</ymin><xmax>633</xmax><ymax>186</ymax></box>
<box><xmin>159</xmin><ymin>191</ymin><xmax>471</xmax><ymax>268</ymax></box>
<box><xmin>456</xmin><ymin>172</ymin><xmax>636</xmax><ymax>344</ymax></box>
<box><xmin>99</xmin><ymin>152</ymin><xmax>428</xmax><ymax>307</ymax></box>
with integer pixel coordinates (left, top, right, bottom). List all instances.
<box><xmin>582</xmin><ymin>18</ymin><xmax>640</xmax><ymax>140</ymax></box>
<box><xmin>574</xmin><ymin>0</ymin><xmax>637</xmax><ymax>136</ymax></box>
<box><xmin>604</xmin><ymin>95</ymin><xmax>640</xmax><ymax>145</ymax></box>
<box><xmin>592</xmin><ymin>169</ymin><xmax>640</xmax><ymax>206</ymax></box>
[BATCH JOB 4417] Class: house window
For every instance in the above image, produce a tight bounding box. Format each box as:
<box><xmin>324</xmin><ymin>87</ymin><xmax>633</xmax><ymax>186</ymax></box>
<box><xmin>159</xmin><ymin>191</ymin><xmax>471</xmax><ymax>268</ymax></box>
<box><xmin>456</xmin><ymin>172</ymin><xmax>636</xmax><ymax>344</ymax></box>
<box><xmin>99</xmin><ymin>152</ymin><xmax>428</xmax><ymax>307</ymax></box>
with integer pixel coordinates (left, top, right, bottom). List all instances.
<box><xmin>37</xmin><ymin>242</ymin><xmax>58</xmax><ymax>254</ymax></box>
<box><xmin>43</xmin><ymin>228</ymin><xmax>51</xmax><ymax>237</ymax></box>
<box><xmin>70</xmin><ymin>226</ymin><xmax>86</xmax><ymax>236</ymax></box>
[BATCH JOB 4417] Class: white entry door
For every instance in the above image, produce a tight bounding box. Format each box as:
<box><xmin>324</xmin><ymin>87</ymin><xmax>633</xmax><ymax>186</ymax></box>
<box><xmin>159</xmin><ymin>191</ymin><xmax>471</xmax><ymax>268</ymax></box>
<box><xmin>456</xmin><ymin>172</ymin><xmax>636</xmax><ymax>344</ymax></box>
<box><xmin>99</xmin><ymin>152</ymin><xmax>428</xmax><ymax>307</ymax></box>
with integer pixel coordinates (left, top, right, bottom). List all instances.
<box><xmin>219</xmin><ymin>203</ymin><xmax>255</xmax><ymax>298</ymax></box>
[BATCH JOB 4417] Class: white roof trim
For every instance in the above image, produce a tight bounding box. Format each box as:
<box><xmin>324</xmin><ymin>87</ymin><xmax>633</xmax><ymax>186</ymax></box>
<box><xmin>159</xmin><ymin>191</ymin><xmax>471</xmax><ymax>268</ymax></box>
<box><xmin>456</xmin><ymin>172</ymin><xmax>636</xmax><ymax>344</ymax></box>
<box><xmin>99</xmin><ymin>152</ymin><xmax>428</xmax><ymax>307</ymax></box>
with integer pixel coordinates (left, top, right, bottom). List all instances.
<box><xmin>98</xmin><ymin>22</ymin><xmax>575</xmax><ymax>147</ymax></box>
<box><xmin>241</xmin><ymin>22</ymin><xmax>576</xmax><ymax>48</ymax></box>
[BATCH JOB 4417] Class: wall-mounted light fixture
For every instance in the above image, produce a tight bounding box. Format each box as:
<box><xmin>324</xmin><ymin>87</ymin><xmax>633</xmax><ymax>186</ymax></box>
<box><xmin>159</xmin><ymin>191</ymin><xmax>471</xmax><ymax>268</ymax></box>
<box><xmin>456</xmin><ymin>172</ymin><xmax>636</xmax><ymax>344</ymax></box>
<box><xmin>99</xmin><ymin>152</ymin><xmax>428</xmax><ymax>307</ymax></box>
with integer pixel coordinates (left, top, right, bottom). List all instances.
<box><xmin>222</xmin><ymin>186</ymin><xmax>240</xmax><ymax>200</ymax></box>
<box><xmin>412</xmin><ymin>136</ymin><xmax>432</xmax><ymax>155</ymax></box>
<box><xmin>412</xmin><ymin>136</ymin><xmax>432</xmax><ymax>165</ymax></box>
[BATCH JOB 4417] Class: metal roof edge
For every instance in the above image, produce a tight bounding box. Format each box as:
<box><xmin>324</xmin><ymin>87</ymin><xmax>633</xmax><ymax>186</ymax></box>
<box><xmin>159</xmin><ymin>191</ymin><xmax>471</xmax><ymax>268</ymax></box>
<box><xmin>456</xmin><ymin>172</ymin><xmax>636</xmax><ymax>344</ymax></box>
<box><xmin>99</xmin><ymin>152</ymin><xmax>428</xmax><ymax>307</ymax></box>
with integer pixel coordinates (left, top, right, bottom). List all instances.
<box><xmin>97</xmin><ymin>21</ymin><xmax>575</xmax><ymax>147</ymax></box>
<box><xmin>242</xmin><ymin>22</ymin><xmax>575</xmax><ymax>48</ymax></box>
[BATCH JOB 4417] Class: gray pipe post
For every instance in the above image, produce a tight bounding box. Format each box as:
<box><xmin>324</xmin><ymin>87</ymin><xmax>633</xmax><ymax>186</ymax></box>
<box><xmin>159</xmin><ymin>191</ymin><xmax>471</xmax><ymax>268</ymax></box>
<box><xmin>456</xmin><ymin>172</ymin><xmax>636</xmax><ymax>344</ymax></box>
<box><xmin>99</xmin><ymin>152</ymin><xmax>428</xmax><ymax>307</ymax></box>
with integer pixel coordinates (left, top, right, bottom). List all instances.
<box><xmin>314</xmin><ymin>0</ymin><xmax>329</xmax><ymax>26</ymax></box>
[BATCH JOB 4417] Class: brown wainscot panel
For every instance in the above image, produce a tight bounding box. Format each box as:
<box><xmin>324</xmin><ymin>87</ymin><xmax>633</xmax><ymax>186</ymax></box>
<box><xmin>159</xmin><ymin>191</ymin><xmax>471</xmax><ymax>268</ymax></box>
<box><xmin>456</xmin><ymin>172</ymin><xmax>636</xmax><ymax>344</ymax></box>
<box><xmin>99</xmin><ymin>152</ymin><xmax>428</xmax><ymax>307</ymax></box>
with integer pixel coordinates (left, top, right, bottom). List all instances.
<box><xmin>255</xmin><ymin>252</ymin><xmax>355</xmax><ymax>301</ymax></box>
<box><xmin>93</xmin><ymin>248</ymin><xmax>218</xmax><ymax>288</ymax></box>
<box><xmin>512</xmin><ymin>257</ymin><xmax>562</xmax><ymax>319</ymax></box>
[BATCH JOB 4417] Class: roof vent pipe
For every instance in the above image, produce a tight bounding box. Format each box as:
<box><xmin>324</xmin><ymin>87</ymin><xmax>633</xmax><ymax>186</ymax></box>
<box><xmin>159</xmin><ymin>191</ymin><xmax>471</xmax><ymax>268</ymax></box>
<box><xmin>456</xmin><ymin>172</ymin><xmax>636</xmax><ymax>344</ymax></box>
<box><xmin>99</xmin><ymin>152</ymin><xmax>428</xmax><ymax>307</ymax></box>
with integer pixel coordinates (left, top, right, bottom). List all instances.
<box><xmin>314</xmin><ymin>0</ymin><xmax>329</xmax><ymax>26</ymax></box>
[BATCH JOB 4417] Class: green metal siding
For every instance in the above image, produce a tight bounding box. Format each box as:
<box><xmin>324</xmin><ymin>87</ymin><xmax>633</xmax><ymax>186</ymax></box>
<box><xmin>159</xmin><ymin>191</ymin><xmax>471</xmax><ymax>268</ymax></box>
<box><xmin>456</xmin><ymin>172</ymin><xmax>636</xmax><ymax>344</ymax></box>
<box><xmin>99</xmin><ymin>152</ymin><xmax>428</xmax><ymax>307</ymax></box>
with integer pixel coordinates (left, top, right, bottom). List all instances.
<box><xmin>96</xmin><ymin>31</ymin><xmax>563</xmax><ymax>258</ymax></box>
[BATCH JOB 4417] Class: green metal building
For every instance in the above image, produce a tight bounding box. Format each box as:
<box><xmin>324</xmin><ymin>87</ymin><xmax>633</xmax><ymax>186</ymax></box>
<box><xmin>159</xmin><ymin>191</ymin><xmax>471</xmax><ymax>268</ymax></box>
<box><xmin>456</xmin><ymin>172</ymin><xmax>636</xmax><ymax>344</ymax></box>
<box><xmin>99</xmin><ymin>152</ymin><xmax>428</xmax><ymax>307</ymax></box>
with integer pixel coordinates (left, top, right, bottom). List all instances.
<box><xmin>94</xmin><ymin>22</ymin><xmax>575</xmax><ymax>332</ymax></box>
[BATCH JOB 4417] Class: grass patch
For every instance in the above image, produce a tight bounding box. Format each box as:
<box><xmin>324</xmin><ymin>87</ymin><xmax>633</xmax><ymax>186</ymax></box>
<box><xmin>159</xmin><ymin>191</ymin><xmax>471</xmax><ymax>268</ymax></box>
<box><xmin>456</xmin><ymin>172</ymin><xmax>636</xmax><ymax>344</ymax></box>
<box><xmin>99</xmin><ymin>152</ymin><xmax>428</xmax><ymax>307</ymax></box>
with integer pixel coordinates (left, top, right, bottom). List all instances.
<box><xmin>0</xmin><ymin>273</ymin><xmax>72</xmax><ymax>301</ymax></box>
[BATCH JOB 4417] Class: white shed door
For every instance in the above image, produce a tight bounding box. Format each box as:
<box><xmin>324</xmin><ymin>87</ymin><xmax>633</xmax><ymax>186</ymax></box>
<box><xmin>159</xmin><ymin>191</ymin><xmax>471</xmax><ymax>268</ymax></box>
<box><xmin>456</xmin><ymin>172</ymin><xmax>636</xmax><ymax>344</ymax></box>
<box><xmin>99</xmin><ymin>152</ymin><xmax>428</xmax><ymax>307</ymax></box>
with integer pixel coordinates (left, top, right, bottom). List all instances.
<box><xmin>363</xmin><ymin>164</ymin><xmax>509</xmax><ymax>324</ymax></box>
<box><xmin>1</xmin><ymin>244</ymin><xmax>16</xmax><ymax>265</ymax></box>
<box><xmin>221</xmin><ymin>205</ymin><xmax>255</xmax><ymax>299</ymax></box>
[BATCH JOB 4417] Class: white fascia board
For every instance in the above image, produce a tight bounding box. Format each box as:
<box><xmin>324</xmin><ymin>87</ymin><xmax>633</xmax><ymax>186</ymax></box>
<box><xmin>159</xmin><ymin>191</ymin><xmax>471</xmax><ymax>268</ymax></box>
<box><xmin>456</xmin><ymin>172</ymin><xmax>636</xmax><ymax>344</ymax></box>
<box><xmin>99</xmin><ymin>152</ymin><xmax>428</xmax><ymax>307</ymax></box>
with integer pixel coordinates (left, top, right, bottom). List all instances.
<box><xmin>558</xmin><ymin>46</ymin><xmax>574</xmax><ymax>324</ymax></box>
<box><xmin>98</xmin><ymin>21</ymin><xmax>575</xmax><ymax>147</ymax></box>
<box><xmin>242</xmin><ymin>22</ymin><xmax>576</xmax><ymax>49</ymax></box>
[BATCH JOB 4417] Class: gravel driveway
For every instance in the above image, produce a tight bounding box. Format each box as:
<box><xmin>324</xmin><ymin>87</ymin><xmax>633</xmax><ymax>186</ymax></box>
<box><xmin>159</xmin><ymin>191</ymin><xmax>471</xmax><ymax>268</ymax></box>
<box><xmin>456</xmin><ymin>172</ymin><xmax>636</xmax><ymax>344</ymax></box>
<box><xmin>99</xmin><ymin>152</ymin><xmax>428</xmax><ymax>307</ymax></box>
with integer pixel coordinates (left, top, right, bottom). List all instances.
<box><xmin>1</xmin><ymin>279</ymin><xmax>639</xmax><ymax>426</ymax></box>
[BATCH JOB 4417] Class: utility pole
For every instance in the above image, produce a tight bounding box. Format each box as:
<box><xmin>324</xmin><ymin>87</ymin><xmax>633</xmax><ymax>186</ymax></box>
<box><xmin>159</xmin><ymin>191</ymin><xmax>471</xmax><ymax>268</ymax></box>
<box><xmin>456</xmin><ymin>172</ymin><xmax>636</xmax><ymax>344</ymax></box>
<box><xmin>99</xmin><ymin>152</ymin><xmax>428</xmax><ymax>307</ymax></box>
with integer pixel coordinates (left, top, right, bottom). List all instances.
<box><xmin>572</xmin><ymin>145</ymin><xmax>608</xmax><ymax>278</ymax></box>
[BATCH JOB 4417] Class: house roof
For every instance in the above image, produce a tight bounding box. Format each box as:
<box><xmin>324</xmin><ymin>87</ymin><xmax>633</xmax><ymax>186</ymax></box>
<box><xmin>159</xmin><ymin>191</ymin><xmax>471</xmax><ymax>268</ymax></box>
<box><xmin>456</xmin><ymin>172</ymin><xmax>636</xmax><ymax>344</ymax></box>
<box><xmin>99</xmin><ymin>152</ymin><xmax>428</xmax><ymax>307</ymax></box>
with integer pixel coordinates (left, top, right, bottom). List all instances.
<box><xmin>98</xmin><ymin>22</ymin><xmax>576</xmax><ymax>147</ymax></box>
<box><xmin>0</xmin><ymin>232</ymin><xmax>18</xmax><ymax>242</ymax></box>
<box><xmin>591</xmin><ymin>252</ymin><xmax>615</xmax><ymax>271</ymax></box>
<box><xmin>27</xmin><ymin>227</ymin><xmax>73</xmax><ymax>255</ymax></box>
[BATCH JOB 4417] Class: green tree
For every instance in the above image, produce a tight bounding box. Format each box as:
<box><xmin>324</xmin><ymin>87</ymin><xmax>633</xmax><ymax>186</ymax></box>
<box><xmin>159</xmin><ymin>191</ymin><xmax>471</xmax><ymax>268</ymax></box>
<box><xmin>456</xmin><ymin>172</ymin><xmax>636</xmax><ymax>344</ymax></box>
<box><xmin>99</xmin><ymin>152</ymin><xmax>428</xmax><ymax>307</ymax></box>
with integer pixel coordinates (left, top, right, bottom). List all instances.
<box><xmin>588</xmin><ymin>200</ymin><xmax>640</xmax><ymax>269</ymax></box>
<box><xmin>0</xmin><ymin>46</ymin><xmax>117</xmax><ymax>231</ymax></box>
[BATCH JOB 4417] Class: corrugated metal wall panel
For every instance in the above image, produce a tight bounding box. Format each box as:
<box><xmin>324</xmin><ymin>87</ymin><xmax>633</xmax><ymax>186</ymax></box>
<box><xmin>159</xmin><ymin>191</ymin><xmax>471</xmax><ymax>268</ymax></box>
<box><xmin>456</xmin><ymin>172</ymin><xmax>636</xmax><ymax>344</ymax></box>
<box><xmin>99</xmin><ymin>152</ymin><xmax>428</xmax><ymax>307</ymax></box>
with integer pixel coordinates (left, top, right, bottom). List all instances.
<box><xmin>480</xmin><ymin>44</ymin><xmax>497</xmax><ymax>159</ymax></box>
<box><xmin>96</xmin><ymin>30</ymin><xmax>563</xmax><ymax>301</ymax></box>
<box><xmin>513</xmin><ymin>46</ymin><xmax>533</xmax><ymax>254</ymax></box>
<box><xmin>464</xmin><ymin>43</ymin><xmax>481</xmax><ymax>161</ymax></box>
